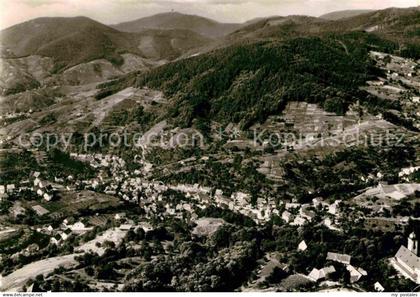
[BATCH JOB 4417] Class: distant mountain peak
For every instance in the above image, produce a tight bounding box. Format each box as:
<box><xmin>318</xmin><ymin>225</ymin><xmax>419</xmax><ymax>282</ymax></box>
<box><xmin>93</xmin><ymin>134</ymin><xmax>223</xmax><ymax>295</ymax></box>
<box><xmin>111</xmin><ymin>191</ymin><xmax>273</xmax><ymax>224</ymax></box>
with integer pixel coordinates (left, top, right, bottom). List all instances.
<box><xmin>111</xmin><ymin>12</ymin><xmax>241</xmax><ymax>38</ymax></box>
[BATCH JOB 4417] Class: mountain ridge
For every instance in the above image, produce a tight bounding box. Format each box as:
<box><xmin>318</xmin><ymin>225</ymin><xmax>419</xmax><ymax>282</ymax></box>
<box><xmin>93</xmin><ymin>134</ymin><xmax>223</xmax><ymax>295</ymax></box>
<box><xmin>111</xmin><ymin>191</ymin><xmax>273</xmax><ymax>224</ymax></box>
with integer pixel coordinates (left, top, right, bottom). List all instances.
<box><xmin>319</xmin><ymin>9</ymin><xmax>375</xmax><ymax>20</ymax></box>
<box><xmin>111</xmin><ymin>11</ymin><xmax>241</xmax><ymax>38</ymax></box>
<box><xmin>0</xmin><ymin>15</ymin><xmax>212</xmax><ymax>95</ymax></box>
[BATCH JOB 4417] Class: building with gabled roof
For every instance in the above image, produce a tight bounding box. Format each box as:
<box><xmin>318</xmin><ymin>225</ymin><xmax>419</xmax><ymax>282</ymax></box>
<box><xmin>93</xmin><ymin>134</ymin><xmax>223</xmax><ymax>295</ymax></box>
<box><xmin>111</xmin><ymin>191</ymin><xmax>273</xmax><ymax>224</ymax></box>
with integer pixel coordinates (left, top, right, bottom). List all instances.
<box><xmin>346</xmin><ymin>264</ymin><xmax>366</xmax><ymax>283</ymax></box>
<box><xmin>308</xmin><ymin>268</ymin><xmax>325</xmax><ymax>282</ymax></box>
<box><xmin>390</xmin><ymin>232</ymin><xmax>420</xmax><ymax>284</ymax></box>
<box><xmin>298</xmin><ymin>240</ymin><xmax>307</xmax><ymax>252</ymax></box>
<box><xmin>374</xmin><ymin>282</ymin><xmax>385</xmax><ymax>292</ymax></box>
<box><xmin>326</xmin><ymin>252</ymin><xmax>351</xmax><ymax>265</ymax></box>
<box><xmin>282</xmin><ymin>210</ymin><xmax>293</xmax><ymax>223</ymax></box>
<box><xmin>50</xmin><ymin>234</ymin><xmax>62</xmax><ymax>245</ymax></box>
<box><xmin>307</xmin><ymin>266</ymin><xmax>336</xmax><ymax>282</ymax></box>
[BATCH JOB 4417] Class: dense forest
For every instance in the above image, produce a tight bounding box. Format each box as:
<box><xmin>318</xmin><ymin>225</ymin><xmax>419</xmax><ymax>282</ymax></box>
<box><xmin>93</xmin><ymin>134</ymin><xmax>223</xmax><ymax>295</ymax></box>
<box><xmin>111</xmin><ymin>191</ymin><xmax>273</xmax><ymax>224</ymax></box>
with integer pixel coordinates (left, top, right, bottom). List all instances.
<box><xmin>105</xmin><ymin>31</ymin><xmax>401</xmax><ymax>132</ymax></box>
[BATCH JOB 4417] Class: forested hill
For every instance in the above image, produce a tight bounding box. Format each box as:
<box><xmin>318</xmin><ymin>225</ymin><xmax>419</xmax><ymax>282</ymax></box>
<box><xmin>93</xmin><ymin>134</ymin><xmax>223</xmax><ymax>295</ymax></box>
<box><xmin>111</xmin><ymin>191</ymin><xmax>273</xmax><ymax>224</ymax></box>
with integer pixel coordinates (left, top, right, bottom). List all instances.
<box><xmin>0</xmin><ymin>16</ymin><xmax>212</xmax><ymax>73</ymax></box>
<box><xmin>226</xmin><ymin>7</ymin><xmax>420</xmax><ymax>59</ymax></box>
<box><xmin>319</xmin><ymin>10</ymin><xmax>374</xmax><ymax>20</ymax></box>
<box><xmin>119</xmin><ymin>32</ymin><xmax>394</xmax><ymax>130</ymax></box>
<box><xmin>93</xmin><ymin>6</ymin><xmax>420</xmax><ymax>133</ymax></box>
<box><xmin>112</xmin><ymin>12</ymin><xmax>240</xmax><ymax>38</ymax></box>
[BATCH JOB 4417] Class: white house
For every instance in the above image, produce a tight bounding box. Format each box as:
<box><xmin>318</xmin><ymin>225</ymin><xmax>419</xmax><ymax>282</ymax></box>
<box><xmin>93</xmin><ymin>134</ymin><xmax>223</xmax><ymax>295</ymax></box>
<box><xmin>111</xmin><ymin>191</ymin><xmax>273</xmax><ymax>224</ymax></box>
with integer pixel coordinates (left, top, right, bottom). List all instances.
<box><xmin>6</xmin><ymin>184</ymin><xmax>15</xmax><ymax>193</ymax></box>
<box><xmin>282</xmin><ymin>210</ymin><xmax>292</xmax><ymax>223</ymax></box>
<box><xmin>120</xmin><ymin>224</ymin><xmax>134</xmax><ymax>231</ymax></box>
<box><xmin>298</xmin><ymin>240</ymin><xmax>307</xmax><ymax>251</ymax></box>
<box><xmin>38</xmin><ymin>180</ymin><xmax>46</xmax><ymax>189</ymax></box>
<box><xmin>291</xmin><ymin>216</ymin><xmax>306</xmax><ymax>226</ymax></box>
<box><xmin>328</xmin><ymin>200</ymin><xmax>341</xmax><ymax>215</ymax></box>
<box><xmin>50</xmin><ymin>234</ymin><xmax>62</xmax><ymax>245</ymax></box>
<box><xmin>308</xmin><ymin>268</ymin><xmax>325</xmax><ymax>282</ymax></box>
<box><xmin>346</xmin><ymin>265</ymin><xmax>367</xmax><ymax>283</ymax></box>
<box><xmin>308</xmin><ymin>266</ymin><xmax>335</xmax><ymax>282</ymax></box>
<box><xmin>33</xmin><ymin>178</ymin><xmax>41</xmax><ymax>187</ymax></box>
<box><xmin>374</xmin><ymin>282</ymin><xmax>385</xmax><ymax>292</ymax></box>
<box><xmin>182</xmin><ymin>204</ymin><xmax>192</xmax><ymax>212</ymax></box>
<box><xmin>285</xmin><ymin>203</ymin><xmax>300</xmax><ymax>210</ymax></box>
<box><xmin>326</xmin><ymin>252</ymin><xmax>351</xmax><ymax>265</ymax></box>
<box><xmin>36</xmin><ymin>189</ymin><xmax>44</xmax><ymax>197</ymax></box>
<box><xmin>324</xmin><ymin>218</ymin><xmax>341</xmax><ymax>231</ymax></box>
<box><xmin>43</xmin><ymin>193</ymin><xmax>53</xmax><ymax>201</ymax></box>
<box><xmin>60</xmin><ymin>229</ymin><xmax>72</xmax><ymax>241</ymax></box>
<box><xmin>114</xmin><ymin>213</ymin><xmax>126</xmax><ymax>220</ymax></box>
<box><xmin>232</xmin><ymin>192</ymin><xmax>250</xmax><ymax>206</ymax></box>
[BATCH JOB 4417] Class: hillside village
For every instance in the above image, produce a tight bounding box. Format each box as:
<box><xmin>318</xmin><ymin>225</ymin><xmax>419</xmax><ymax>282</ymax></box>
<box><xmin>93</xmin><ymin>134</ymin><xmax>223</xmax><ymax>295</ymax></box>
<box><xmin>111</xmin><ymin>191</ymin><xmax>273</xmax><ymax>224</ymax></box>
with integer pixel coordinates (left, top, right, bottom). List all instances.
<box><xmin>0</xmin><ymin>51</ymin><xmax>419</xmax><ymax>292</ymax></box>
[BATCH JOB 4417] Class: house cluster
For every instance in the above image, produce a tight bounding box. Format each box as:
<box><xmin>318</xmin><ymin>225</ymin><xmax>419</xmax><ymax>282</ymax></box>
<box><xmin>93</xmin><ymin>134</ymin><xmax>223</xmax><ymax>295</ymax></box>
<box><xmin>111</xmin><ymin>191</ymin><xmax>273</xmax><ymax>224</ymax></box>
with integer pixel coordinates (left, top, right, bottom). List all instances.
<box><xmin>70</xmin><ymin>153</ymin><xmax>126</xmax><ymax>170</ymax></box>
<box><xmin>213</xmin><ymin>190</ymin><xmax>280</xmax><ymax>223</ymax></box>
<box><xmin>48</xmin><ymin>227</ymin><xmax>72</xmax><ymax>246</ymax></box>
<box><xmin>32</xmin><ymin>172</ymin><xmax>58</xmax><ymax>201</ymax></box>
<box><xmin>370</xmin><ymin>51</ymin><xmax>418</xmax><ymax>81</ymax></box>
<box><xmin>326</xmin><ymin>252</ymin><xmax>368</xmax><ymax>283</ymax></box>
<box><xmin>67</xmin><ymin>153</ymin><xmax>299</xmax><ymax>225</ymax></box>
<box><xmin>67</xmin><ymin>153</ymin><xmax>347</xmax><ymax>226</ymax></box>
<box><xmin>120</xmin><ymin>180</ymin><xmax>170</xmax><ymax>203</ymax></box>
<box><xmin>281</xmin><ymin>202</ymin><xmax>316</xmax><ymax>226</ymax></box>
<box><xmin>0</xmin><ymin>184</ymin><xmax>16</xmax><ymax>199</ymax></box>
<box><xmin>281</xmin><ymin>198</ymin><xmax>342</xmax><ymax>230</ymax></box>
<box><xmin>0</xmin><ymin>170</ymin><xmax>64</xmax><ymax>204</ymax></box>
<box><xmin>368</xmin><ymin>51</ymin><xmax>420</xmax><ymax>129</ymax></box>
<box><xmin>36</xmin><ymin>219</ymin><xmax>93</xmax><ymax>246</ymax></box>
<box><xmin>70</xmin><ymin>153</ymin><xmax>155</xmax><ymax>202</ymax></box>
<box><xmin>399</xmin><ymin>166</ymin><xmax>420</xmax><ymax>182</ymax></box>
<box><xmin>116</xmin><ymin>181</ymin><xmax>283</xmax><ymax>224</ymax></box>
<box><xmin>155</xmin><ymin>183</ymin><xmax>281</xmax><ymax>224</ymax></box>
<box><xmin>104</xmin><ymin>181</ymin><xmax>199</xmax><ymax>221</ymax></box>
<box><xmin>300</xmin><ymin>239</ymin><xmax>369</xmax><ymax>284</ymax></box>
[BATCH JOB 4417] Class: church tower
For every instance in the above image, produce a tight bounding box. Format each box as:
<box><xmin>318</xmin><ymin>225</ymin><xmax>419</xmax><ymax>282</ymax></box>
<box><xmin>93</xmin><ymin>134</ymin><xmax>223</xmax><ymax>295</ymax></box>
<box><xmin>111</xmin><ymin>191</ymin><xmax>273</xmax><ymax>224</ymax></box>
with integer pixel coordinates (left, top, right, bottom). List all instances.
<box><xmin>408</xmin><ymin>232</ymin><xmax>418</xmax><ymax>256</ymax></box>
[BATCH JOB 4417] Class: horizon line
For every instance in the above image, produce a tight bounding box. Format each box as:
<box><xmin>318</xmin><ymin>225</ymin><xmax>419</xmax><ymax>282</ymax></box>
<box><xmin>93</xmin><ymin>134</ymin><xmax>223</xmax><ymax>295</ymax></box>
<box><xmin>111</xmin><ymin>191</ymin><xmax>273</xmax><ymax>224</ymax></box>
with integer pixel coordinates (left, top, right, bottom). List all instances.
<box><xmin>1</xmin><ymin>5</ymin><xmax>418</xmax><ymax>31</ymax></box>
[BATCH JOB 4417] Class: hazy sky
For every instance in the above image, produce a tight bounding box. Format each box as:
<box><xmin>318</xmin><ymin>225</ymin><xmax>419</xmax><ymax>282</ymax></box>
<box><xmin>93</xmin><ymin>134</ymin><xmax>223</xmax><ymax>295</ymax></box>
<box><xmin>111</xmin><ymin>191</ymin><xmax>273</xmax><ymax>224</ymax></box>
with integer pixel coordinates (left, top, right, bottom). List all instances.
<box><xmin>0</xmin><ymin>0</ymin><xmax>418</xmax><ymax>29</ymax></box>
